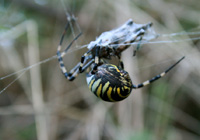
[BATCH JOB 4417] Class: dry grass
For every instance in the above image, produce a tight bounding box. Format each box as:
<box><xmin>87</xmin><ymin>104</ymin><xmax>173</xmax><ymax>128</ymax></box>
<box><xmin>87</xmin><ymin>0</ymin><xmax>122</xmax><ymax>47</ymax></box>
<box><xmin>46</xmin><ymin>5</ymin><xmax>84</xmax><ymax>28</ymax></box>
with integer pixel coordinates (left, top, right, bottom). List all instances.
<box><xmin>0</xmin><ymin>0</ymin><xmax>200</xmax><ymax>140</ymax></box>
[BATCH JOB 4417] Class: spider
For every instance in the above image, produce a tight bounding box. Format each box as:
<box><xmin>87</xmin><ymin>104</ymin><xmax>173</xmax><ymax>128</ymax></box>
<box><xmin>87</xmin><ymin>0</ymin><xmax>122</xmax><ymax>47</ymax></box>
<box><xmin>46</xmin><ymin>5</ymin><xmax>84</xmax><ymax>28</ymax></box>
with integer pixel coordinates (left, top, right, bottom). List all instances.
<box><xmin>57</xmin><ymin>17</ymin><xmax>185</xmax><ymax>102</ymax></box>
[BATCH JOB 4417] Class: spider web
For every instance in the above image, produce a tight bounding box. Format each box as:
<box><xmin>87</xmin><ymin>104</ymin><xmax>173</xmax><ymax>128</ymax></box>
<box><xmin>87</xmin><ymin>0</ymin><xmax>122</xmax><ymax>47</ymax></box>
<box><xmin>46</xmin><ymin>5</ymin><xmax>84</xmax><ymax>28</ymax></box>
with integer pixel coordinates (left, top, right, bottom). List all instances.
<box><xmin>1</xmin><ymin>1</ymin><xmax>200</xmax><ymax>96</ymax></box>
<box><xmin>0</xmin><ymin>19</ymin><xmax>200</xmax><ymax>94</ymax></box>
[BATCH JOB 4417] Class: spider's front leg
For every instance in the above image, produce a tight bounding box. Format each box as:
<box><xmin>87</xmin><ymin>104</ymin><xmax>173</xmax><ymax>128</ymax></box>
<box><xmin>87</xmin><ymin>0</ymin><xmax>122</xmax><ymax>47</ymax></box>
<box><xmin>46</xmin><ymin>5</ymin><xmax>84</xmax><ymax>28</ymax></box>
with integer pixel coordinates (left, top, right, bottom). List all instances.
<box><xmin>79</xmin><ymin>45</ymin><xmax>101</xmax><ymax>74</ymax></box>
<box><xmin>57</xmin><ymin>50</ymin><xmax>77</xmax><ymax>81</ymax></box>
<box><xmin>57</xmin><ymin>51</ymin><xmax>94</xmax><ymax>81</ymax></box>
<box><xmin>57</xmin><ymin>19</ymin><xmax>83</xmax><ymax>81</ymax></box>
<box><xmin>79</xmin><ymin>49</ymin><xmax>93</xmax><ymax>73</ymax></box>
<box><xmin>66</xmin><ymin>59</ymin><xmax>94</xmax><ymax>81</ymax></box>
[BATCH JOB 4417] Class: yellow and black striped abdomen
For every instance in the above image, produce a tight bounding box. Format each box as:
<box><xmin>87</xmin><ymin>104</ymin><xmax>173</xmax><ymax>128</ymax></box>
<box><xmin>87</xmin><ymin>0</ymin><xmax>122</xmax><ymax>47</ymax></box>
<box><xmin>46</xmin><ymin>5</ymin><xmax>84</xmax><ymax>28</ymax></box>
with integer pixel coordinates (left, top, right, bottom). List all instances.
<box><xmin>86</xmin><ymin>64</ymin><xmax>133</xmax><ymax>102</ymax></box>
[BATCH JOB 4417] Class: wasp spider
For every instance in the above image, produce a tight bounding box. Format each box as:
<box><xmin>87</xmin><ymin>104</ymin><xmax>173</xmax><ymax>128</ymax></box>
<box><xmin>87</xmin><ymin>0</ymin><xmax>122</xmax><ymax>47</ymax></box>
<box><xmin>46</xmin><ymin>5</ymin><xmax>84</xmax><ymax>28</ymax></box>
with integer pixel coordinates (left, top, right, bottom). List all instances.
<box><xmin>57</xmin><ymin>17</ymin><xmax>185</xmax><ymax>102</ymax></box>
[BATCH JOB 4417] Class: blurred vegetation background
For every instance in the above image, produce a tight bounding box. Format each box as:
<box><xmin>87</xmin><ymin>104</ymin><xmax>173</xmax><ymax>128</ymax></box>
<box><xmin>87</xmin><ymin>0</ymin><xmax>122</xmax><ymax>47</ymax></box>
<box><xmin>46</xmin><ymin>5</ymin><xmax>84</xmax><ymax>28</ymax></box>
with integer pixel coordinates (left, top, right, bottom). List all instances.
<box><xmin>0</xmin><ymin>0</ymin><xmax>200</xmax><ymax>140</ymax></box>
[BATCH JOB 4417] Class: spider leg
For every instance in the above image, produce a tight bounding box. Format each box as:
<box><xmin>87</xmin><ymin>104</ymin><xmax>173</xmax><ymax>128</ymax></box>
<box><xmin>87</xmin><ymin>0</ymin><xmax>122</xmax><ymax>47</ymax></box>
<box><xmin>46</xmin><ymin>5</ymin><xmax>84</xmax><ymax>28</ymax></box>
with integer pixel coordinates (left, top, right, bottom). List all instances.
<box><xmin>68</xmin><ymin>62</ymin><xmax>81</xmax><ymax>76</ymax></box>
<box><xmin>66</xmin><ymin>59</ymin><xmax>94</xmax><ymax>81</ymax></box>
<box><xmin>79</xmin><ymin>49</ymin><xmax>92</xmax><ymax>72</ymax></box>
<box><xmin>91</xmin><ymin>46</ymin><xmax>100</xmax><ymax>74</ymax></box>
<box><xmin>117</xmin><ymin>55</ymin><xmax>124</xmax><ymax>69</ymax></box>
<box><xmin>57</xmin><ymin>17</ymin><xmax>82</xmax><ymax>80</ymax></box>
<box><xmin>58</xmin><ymin>49</ymin><xmax>93</xmax><ymax>81</ymax></box>
<box><xmin>81</xmin><ymin>59</ymin><xmax>95</xmax><ymax>72</ymax></box>
<box><xmin>133</xmin><ymin>39</ymin><xmax>142</xmax><ymax>56</ymax></box>
<box><xmin>132</xmin><ymin>56</ymin><xmax>185</xmax><ymax>89</ymax></box>
<box><xmin>57</xmin><ymin>33</ymin><xmax>82</xmax><ymax>76</ymax></box>
<box><xmin>133</xmin><ymin>22</ymin><xmax>154</xmax><ymax>56</ymax></box>
<box><xmin>57</xmin><ymin>13</ymin><xmax>82</xmax><ymax>58</ymax></box>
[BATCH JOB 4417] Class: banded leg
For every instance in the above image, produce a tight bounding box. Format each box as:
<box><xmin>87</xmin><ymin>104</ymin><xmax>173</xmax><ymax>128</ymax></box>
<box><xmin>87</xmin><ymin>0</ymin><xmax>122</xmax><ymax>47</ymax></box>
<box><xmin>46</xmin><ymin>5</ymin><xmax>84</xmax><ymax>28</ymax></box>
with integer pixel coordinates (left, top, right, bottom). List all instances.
<box><xmin>117</xmin><ymin>55</ymin><xmax>124</xmax><ymax>69</ymax></box>
<box><xmin>133</xmin><ymin>40</ymin><xmax>142</xmax><ymax>56</ymax></box>
<box><xmin>132</xmin><ymin>56</ymin><xmax>185</xmax><ymax>89</ymax></box>
<box><xmin>79</xmin><ymin>49</ymin><xmax>93</xmax><ymax>72</ymax></box>
<box><xmin>67</xmin><ymin>59</ymin><xmax>95</xmax><ymax>80</ymax></box>
<box><xmin>68</xmin><ymin>54</ymin><xmax>92</xmax><ymax>76</ymax></box>
<box><xmin>57</xmin><ymin>15</ymin><xmax>82</xmax><ymax>80</ymax></box>
<box><xmin>68</xmin><ymin>62</ymin><xmax>81</xmax><ymax>76</ymax></box>
<box><xmin>133</xmin><ymin>22</ymin><xmax>154</xmax><ymax>56</ymax></box>
<box><xmin>57</xmin><ymin>32</ymin><xmax>82</xmax><ymax>78</ymax></box>
<box><xmin>57</xmin><ymin>55</ymin><xmax>94</xmax><ymax>81</ymax></box>
<box><xmin>57</xmin><ymin>16</ymin><xmax>82</xmax><ymax>57</ymax></box>
<box><xmin>133</xmin><ymin>29</ymin><xmax>145</xmax><ymax>56</ymax></box>
<box><xmin>91</xmin><ymin>46</ymin><xmax>100</xmax><ymax>74</ymax></box>
<box><xmin>58</xmin><ymin>44</ymin><xmax>93</xmax><ymax>81</ymax></box>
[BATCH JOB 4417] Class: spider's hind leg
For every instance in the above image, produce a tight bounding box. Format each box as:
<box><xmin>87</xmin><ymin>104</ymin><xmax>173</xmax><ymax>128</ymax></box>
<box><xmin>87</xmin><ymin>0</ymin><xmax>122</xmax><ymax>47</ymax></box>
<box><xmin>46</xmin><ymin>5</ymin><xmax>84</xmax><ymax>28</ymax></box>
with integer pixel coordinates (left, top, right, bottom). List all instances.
<box><xmin>132</xmin><ymin>56</ymin><xmax>185</xmax><ymax>89</ymax></box>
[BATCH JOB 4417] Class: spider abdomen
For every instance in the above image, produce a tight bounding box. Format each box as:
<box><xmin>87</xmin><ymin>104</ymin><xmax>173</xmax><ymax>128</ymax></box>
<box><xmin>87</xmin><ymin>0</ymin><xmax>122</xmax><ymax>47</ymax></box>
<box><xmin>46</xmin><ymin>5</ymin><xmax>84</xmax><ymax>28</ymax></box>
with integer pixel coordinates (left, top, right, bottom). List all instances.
<box><xmin>86</xmin><ymin>64</ymin><xmax>133</xmax><ymax>102</ymax></box>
